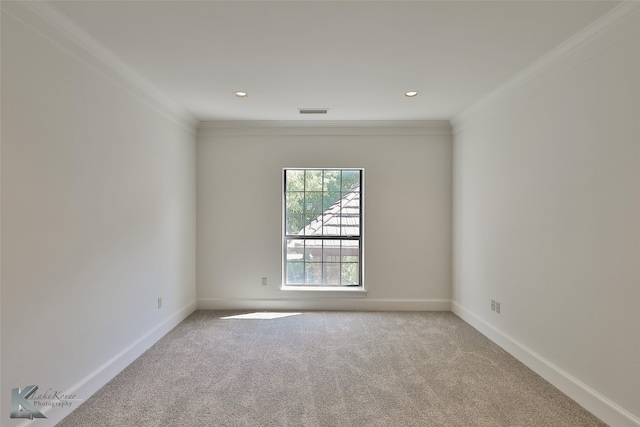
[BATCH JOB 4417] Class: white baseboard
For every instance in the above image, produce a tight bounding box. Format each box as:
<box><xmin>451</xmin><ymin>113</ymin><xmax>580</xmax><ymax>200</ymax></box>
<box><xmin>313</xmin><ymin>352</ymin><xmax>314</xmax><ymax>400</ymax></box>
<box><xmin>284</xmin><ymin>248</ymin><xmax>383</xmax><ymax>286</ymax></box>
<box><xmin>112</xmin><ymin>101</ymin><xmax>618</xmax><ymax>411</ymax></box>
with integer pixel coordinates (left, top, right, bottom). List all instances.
<box><xmin>197</xmin><ymin>298</ymin><xmax>451</xmax><ymax>311</ymax></box>
<box><xmin>17</xmin><ymin>300</ymin><xmax>197</xmax><ymax>427</ymax></box>
<box><xmin>451</xmin><ymin>302</ymin><xmax>640</xmax><ymax>427</ymax></box>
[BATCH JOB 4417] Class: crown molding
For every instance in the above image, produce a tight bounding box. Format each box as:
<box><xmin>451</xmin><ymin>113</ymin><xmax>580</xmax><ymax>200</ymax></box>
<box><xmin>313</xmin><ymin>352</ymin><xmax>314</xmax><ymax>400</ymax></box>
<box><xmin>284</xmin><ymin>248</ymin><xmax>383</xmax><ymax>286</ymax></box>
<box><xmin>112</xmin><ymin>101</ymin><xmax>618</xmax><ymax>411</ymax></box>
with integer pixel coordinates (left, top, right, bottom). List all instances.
<box><xmin>197</xmin><ymin>120</ymin><xmax>452</xmax><ymax>137</ymax></box>
<box><xmin>451</xmin><ymin>1</ymin><xmax>640</xmax><ymax>133</ymax></box>
<box><xmin>1</xmin><ymin>1</ymin><xmax>198</xmax><ymax>133</ymax></box>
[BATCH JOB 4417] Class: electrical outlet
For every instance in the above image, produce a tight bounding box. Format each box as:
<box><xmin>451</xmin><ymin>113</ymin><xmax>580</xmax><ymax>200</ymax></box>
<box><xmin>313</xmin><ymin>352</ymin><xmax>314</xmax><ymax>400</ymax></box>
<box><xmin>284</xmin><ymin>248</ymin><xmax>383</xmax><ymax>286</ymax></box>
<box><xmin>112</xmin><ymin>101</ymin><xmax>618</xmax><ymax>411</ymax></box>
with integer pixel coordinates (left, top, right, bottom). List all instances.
<box><xmin>495</xmin><ymin>302</ymin><xmax>501</xmax><ymax>314</ymax></box>
<box><xmin>261</xmin><ymin>277</ymin><xmax>267</xmax><ymax>286</ymax></box>
<box><xmin>158</xmin><ymin>297</ymin><xmax>162</xmax><ymax>309</ymax></box>
<box><xmin>491</xmin><ymin>300</ymin><xmax>496</xmax><ymax>311</ymax></box>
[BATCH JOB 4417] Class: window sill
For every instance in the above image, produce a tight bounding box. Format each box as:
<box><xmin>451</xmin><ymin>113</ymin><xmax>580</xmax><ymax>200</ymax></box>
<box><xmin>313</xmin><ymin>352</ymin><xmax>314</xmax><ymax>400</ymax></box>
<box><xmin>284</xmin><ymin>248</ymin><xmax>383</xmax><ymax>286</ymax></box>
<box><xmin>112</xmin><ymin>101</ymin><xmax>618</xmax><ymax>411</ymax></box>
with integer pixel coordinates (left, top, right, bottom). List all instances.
<box><xmin>280</xmin><ymin>285</ymin><xmax>367</xmax><ymax>298</ymax></box>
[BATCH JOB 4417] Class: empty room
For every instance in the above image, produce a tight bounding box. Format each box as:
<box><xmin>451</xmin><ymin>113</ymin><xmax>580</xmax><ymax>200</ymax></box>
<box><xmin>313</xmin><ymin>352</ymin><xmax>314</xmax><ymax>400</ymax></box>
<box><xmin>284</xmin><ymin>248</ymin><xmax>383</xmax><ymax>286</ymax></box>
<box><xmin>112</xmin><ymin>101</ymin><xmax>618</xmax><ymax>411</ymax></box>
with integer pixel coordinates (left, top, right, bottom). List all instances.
<box><xmin>1</xmin><ymin>1</ymin><xmax>638</xmax><ymax>426</ymax></box>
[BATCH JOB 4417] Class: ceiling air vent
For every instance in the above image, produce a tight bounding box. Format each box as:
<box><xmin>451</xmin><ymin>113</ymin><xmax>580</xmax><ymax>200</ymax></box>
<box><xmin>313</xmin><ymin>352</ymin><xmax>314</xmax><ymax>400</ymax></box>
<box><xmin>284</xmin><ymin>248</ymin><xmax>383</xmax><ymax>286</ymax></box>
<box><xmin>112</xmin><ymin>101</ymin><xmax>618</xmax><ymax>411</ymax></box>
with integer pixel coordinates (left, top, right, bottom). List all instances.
<box><xmin>299</xmin><ymin>108</ymin><xmax>328</xmax><ymax>115</ymax></box>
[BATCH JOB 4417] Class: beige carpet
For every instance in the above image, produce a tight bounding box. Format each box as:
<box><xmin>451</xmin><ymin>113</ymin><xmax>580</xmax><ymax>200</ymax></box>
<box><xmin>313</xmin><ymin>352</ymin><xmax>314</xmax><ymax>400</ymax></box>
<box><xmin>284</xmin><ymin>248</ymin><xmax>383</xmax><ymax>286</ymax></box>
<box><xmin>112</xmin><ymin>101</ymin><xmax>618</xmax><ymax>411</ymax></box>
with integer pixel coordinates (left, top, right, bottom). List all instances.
<box><xmin>57</xmin><ymin>311</ymin><xmax>606</xmax><ymax>426</ymax></box>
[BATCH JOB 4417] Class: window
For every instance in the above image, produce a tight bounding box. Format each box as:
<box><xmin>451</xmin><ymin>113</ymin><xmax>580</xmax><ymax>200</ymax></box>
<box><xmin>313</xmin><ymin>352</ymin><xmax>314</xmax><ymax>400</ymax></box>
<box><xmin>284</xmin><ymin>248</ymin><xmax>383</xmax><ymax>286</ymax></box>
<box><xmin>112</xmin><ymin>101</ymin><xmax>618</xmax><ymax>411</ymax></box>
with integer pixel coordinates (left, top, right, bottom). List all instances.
<box><xmin>283</xmin><ymin>169</ymin><xmax>363</xmax><ymax>287</ymax></box>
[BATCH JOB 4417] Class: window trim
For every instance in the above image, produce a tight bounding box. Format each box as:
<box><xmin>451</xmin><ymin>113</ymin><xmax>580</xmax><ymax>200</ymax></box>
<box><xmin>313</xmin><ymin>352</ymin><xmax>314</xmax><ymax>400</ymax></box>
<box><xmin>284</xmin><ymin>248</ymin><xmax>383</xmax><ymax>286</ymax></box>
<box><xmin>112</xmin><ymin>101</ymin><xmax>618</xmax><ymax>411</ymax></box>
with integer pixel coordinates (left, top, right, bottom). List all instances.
<box><xmin>281</xmin><ymin>168</ymin><xmax>365</xmax><ymax>291</ymax></box>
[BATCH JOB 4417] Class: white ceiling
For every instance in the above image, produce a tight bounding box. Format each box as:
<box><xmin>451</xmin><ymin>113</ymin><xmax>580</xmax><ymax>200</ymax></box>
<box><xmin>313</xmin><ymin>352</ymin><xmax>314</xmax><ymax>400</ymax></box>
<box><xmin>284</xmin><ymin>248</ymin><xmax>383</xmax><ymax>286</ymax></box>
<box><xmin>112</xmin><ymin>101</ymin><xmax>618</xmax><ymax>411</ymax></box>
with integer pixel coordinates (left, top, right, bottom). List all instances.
<box><xmin>49</xmin><ymin>0</ymin><xmax>620</xmax><ymax>122</ymax></box>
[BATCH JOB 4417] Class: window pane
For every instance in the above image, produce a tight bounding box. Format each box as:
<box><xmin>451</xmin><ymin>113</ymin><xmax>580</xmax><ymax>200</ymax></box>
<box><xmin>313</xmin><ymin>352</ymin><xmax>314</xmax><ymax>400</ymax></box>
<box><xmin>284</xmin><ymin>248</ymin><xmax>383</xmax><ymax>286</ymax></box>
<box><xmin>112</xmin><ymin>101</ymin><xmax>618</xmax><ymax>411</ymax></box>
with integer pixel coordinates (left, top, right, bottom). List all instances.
<box><xmin>305</xmin><ymin>263</ymin><xmax>322</xmax><ymax>284</ymax></box>
<box><xmin>304</xmin><ymin>239</ymin><xmax>323</xmax><ymax>262</ymax></box>
<box><xmin>286</xmin><ymin>237</ymin><xmax>305</xmax><ymax>284</ymax></box>
<box><xmin>322</xmin><ymin>241</ymin><xmax>340</xmax><ymax>261</ymax></box>
<box><xmin>342</xmin><ymin>263</ymin><xmax>359</xmax><ymax>285</ymax></box>
<box><xmin>323</xmin><ymin>170</ymin><xmax>341</xmax><ymax>191</ymax></box>
<box><xmin>341</xmin><ymin>215</ymin><xmax>359</xmax><ymax>236</ymax></box>
<box><xmin>286</xmin><ymin>170</ymin><xmax>305</xmax><ymax>191</ymax></box>
<box><xmin>342</xmin><ymin>240</ymin><xmax>359</xmax><ymax>262</ymax></box>
<box><xmin>303</xmin><ymin>192</ymin><xmax>323</xmax><ymax>235</ymax></box>
<box><xmin>302</xmin><ymin>214</ymin><xmax>321</xmax><ymax>235</ymax></box>
<box><xmin>341</xmin><ymin>192</ymin><xmax>359</xmax><ymax>209</ymax></box>
<box><xmin>285</xmin><ymin>192</ymin><xmax>304</xmax><ymax>234</ymax></box>
<box><xmin>286</xmin><ymin>239</ymin><xmax>305</xmax><ymax>261</ymax></box>
<box><xmin>324</xmin><ymin>263</ymin><xmax>341</xmax><ymax>285</ymax></box>
<box><xmin>323</xmin><ymin>191</ymin><xmax>341</xmax><ymax>211</ymax></box>
<box><xmin>305</xmin><ymin>170</ymin><xmax>322</xmax><ymax>191</ymax></box>
<box><xmin>287</xmin><ymin>262</ymin><xmax>304</xmax><ymax>284</ymax></box>
<box><xmin>286</xmin><ymin>213</ymin><xmax>304</xmax><ymax>235</ymax></box>
<box><xmin>321</xmin><ymin>214</ymin><xmax>338</xmax><ymax>236</ymax></box>
<box><xmin>286</xmin><ymin>192</ymin><xmax>304</xmax><ymax>212</ymax></box>
<box><xmin>341</xmin><ymin>170</ymin><xmax>360</xmax><ymax>191</ymax></box>
<box><xmin>305</xmin><ymin>192</ymin><xmax>323</xmax><ymax>215</ymax></box>
<box><xmin>341</xmin><ymin>192</ymin><xmax>360</xmax><ymax>235</ymax></box>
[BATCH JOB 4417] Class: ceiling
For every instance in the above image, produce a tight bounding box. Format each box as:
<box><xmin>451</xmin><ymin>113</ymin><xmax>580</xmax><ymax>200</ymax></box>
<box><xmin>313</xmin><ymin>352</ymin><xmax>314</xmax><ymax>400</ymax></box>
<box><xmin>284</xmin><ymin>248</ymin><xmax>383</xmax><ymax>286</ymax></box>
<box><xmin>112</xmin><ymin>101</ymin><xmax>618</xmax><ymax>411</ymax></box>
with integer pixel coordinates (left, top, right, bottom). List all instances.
<box><xmin>49</xmin><ymin>0</ymin><xmax>620</xmax><ymax>122</ymax></box>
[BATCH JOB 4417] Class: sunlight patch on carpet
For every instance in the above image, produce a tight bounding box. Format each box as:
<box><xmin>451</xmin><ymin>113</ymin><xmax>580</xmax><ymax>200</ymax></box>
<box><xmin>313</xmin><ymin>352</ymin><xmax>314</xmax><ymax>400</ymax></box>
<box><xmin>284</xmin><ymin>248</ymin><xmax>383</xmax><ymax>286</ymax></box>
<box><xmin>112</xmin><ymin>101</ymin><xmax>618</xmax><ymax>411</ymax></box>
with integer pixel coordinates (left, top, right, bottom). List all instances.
<box><xmin>220</xmin><ymin>312</ymin><xmax>302</xmax><ymax>320</ymax></box>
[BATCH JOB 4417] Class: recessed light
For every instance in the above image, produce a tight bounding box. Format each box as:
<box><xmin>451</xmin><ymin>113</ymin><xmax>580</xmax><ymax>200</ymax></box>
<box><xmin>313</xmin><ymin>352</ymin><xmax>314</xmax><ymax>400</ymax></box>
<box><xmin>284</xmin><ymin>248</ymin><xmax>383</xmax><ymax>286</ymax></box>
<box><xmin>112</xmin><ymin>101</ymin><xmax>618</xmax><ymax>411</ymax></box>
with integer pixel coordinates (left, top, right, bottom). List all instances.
<box><xmin>234</xmin><ymin>91</ymin><xmax>248</xmax><ymax>98</ymax></box>
<box><xmin>404</xmin><ymin>91</ymin><xmax>419</xmax><ymax>98</ymax></box>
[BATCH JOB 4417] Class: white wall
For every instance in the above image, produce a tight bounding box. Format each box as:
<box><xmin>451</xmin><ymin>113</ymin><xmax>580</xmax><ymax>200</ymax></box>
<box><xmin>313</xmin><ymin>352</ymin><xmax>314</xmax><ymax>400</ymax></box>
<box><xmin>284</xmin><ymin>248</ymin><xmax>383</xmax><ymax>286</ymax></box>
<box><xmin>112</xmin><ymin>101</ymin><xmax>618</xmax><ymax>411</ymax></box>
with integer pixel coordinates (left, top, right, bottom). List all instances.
<box><xmin>1</xmin><ymin>4</ymin><xmax>196</xmax><ymax>425</ymax></box>
<box><xmin>197</xmin><ymin>122</ymin><xmax>452</xmax><ymax>311</ymax></box>
<box><xmin>452</xmin><ymin>5</ymin><xmax>640</xmax><ymax>426</ymax></box>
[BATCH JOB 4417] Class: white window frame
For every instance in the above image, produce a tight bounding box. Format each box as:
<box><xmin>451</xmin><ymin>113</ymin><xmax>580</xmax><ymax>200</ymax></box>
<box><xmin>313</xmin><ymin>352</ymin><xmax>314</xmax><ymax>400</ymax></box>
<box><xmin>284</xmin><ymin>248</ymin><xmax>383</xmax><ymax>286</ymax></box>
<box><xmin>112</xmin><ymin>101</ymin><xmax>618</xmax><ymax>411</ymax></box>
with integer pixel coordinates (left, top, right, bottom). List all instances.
<box><xmin>281</xmin><ymin>168</ymin><xmax>365</xmax><ymax>293</ymax></box>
